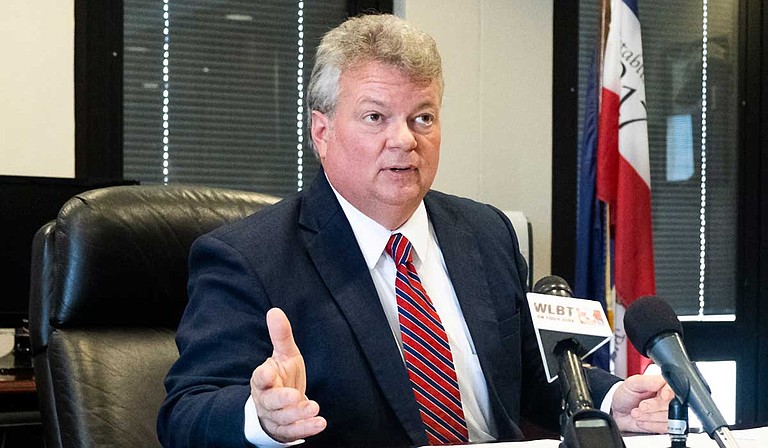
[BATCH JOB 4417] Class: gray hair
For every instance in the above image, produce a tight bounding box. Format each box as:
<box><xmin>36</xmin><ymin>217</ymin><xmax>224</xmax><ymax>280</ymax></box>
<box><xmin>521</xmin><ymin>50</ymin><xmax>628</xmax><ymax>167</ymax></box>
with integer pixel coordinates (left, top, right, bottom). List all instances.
<box><xmin>307</xmin><ymin>14</ymin><xmax>443</xmax><ymax>152</ymax></box>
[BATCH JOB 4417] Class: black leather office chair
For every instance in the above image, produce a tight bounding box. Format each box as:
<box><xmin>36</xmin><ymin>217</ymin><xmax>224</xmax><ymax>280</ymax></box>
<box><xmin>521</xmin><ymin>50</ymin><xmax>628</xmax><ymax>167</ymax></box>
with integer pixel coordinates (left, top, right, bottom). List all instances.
<box><xmin>28</xmin><ymin>185</ymin><xmax>279</xmax><ymax>448</ymax></box>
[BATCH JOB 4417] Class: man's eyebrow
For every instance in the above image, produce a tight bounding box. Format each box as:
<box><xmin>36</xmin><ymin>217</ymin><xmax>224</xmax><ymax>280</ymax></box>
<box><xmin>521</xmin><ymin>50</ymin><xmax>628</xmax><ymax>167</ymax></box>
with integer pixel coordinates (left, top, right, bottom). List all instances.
<box><xmin>355</xmin><ymin>97</ymin><xmax>439</xmax><ymax>111</ymax></box>
<box><xmin>413</xmin><ymin>100</ymin><xmax>439</xmax><ymax>111</ymax></box>
<box><xmin>356</xmin><ymin>97</ymin><xmax>387</xmax><ymax>108</ymax></box>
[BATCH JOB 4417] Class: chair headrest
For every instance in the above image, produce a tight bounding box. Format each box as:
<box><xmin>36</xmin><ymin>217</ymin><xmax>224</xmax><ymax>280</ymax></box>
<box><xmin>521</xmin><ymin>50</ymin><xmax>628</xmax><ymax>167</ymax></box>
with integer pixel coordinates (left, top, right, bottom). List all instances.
<box><xmin>50</xmin><ymin>185</ymin><xmax>279</xmax><ymax>328</ymax></box>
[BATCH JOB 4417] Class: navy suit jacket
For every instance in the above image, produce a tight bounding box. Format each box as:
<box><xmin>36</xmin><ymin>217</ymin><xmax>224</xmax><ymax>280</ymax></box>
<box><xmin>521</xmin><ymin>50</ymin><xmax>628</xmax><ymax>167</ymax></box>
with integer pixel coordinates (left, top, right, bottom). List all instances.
<box><xmin>157</xmin><ymin>171</ymin><xmax>619</xmax><ymax>447</ymax></box>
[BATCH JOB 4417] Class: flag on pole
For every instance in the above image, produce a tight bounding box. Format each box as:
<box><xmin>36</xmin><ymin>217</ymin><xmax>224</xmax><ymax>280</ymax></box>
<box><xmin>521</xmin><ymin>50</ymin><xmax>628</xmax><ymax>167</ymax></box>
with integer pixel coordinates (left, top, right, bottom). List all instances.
<box><xmin>576</xmin><ymin>0</ymin><xmax>656</xmax><ymax>378</ymax></box>
<box><xmin>574</xmin><ymin>52</ymin><xmax>609</xmax><ymax>371</ymax></box>
<box><xmin>598</xmin><ymin>0</ymin><xmax>656</xmax><ymax>377</ymax></box>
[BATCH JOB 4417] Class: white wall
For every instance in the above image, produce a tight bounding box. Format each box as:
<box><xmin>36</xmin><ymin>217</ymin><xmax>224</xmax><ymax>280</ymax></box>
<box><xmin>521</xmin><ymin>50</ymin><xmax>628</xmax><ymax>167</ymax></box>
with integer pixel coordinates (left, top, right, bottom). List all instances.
<box><xmin>397</xmin><ymin>0</ymin><xmax>553</xmax><ymax>281</ymax></box>
<box><xmin>0</xmin><ymin>0</ymin><xmax>75</xmax><ymax>178</ymax></box>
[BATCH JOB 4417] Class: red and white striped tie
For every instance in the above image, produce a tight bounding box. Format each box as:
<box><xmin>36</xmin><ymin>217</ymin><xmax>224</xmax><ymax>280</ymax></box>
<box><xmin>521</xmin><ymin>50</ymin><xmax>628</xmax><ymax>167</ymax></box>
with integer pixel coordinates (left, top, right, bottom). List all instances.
<box><xmin>386</xmin><ymin>233</ymin><xmax>469</xmax><ymax>445</ymax></box>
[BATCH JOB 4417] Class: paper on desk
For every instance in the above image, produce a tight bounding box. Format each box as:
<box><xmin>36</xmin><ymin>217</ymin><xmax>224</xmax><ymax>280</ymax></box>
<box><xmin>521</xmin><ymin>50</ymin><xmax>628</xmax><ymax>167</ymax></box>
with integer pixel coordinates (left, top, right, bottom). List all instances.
<box><xmin>622</xmin><ymin>426</ymin><xmax>768</xmax><ymax>448</ymax></box>
<box><xmin>418</xmin><ymin>440</ymin><xmax>561</xmax><ymax>448</ymax></box>
<box><xmin>418</xmin><ymin>427</ymin><xmax>767</xmax><ymax>447</ymax></box>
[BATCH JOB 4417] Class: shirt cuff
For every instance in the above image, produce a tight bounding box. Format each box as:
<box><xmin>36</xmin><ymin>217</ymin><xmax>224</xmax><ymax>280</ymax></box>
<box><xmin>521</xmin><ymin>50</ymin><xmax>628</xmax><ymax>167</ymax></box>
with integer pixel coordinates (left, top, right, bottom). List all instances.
<box><xmin>244</xmin><ymin>395</ymin><xmax>305</xmax><ymax>447</ymax></box>
<box><xmin>600</xmin><ymin>381</ymin><xmax>623</xmax><ymax>414</ymax></box>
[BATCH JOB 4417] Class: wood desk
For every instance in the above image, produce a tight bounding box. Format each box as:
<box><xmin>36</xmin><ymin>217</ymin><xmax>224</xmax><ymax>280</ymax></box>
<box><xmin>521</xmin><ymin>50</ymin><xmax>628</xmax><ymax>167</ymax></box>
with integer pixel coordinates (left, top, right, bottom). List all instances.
<box><xmin>0</xmin><ymin>369</ymin><xmax>44</xmax><ymax>447</ymax></box>
<box><xmin>0</xmin><ymin>352</ymin><xmax>38</xmax><ymax>418</ymax></box>
<box><xmin>0</xmin><ymin>372</ymin><xmax>36</xmax><ymax>395</ymax></box>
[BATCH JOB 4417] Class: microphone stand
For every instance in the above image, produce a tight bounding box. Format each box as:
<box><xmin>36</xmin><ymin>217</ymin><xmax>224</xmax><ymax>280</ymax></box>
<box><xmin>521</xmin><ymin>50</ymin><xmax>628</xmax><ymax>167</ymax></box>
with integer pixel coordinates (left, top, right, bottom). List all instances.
<box><xmin>667</xmin><ymin>396</ymin><xmax>739</xmax><ymax>448</ymax></box>
<box><xmin>712</xmin><ymin>426</ymin><xmax>740</xmax><ymax>448</ymax></box>
<box><xmin>555</xmin><ymin>339</ymin><xmax>625</xmax><ymax>448</ymax></box>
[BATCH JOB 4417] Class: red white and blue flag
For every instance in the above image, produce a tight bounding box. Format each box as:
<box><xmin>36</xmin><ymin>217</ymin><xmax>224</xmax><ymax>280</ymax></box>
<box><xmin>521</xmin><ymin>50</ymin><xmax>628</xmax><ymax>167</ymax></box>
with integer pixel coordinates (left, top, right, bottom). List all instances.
<box><xmin>576</xmin><ymin>0</ymin><xmax>655</xmax><ymax>378</ymax></box>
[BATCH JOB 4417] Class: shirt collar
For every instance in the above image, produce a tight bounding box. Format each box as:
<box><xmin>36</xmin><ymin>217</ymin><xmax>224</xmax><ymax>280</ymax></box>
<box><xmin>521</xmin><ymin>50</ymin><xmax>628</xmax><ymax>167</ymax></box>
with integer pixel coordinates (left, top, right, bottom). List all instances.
<box><xmin>328</xmin><ymin>177</ymin><xmax>430</xmax><ymax>269</ymax></box>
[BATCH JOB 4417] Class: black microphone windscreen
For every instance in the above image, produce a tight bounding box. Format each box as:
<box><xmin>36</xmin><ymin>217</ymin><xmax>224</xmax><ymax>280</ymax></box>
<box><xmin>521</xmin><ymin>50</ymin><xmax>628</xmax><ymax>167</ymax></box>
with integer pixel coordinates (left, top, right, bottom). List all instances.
<box><xmin>533</xmin><ymin>275</ymin><xmax>573</xmax><ymax>297</ymax></box>
<box><xmin>624</xmin><ymin>296</ymin><xmax>683</xmax><ymax>357</ymax></box>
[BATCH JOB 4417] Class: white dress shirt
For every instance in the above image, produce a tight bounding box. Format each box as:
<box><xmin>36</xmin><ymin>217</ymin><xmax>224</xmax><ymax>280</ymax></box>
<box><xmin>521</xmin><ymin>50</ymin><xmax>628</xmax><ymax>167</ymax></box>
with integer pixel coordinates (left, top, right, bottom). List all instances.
<box><xmin>334</xmin><ymin>191</ymin><xmax>498</xmax><ymax>442</ymax></box>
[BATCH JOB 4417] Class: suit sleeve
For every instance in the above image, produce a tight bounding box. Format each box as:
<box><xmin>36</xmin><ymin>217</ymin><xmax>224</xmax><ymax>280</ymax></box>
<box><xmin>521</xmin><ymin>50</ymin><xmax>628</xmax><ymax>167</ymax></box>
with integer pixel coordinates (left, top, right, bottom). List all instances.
<box><xmin>157</xmin><ymin>234</ymin><xmax>274</xmax><ymax>448</ymax></box>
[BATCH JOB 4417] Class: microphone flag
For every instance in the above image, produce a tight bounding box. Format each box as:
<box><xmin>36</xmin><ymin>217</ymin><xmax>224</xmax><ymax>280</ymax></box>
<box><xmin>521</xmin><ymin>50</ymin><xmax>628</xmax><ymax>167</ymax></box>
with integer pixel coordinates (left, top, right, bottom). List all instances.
<box><xmin>527</xmin><ymin>292</ymin><xmax>613</xmax><ymax>382</ymax></box>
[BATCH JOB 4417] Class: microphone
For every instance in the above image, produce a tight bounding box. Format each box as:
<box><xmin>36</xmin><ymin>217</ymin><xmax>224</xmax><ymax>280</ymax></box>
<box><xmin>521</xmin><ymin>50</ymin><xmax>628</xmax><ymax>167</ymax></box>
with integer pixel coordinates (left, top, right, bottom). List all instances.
<box><xmin>533</xmin><ymin>276</ymin><xmax>594</xmax><ymax>415</ymax></box>
<box><xmin>533</xmin><ymin>275</ymin><xmax>574</xmax><ymax>297</ymax></box>
<box><xmin>533</xmin><ymin>275</ymin><xmax>624</xmax><ymax>448</ymax></box>
<box><xmin>624</xmin><ymin>296</ymin><xmax>740</xmax><ymax>448</ymax></box>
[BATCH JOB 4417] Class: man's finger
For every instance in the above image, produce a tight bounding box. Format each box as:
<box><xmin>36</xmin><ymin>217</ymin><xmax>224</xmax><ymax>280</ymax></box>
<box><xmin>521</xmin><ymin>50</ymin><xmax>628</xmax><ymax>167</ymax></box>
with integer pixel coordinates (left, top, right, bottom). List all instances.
<box><xmin>257</xmin><ymin>387</ymin><xmax>306</xmax><ymax>412</ymax></box>
<box><xmin>257</xmin><ymin>397</ymin><xmax>321</xmax><ymax>425</ymax></box>
<box><xmin>625</xmin><ymin>373</ymin><xmax>666</xmax><ymax>393</ymax></box>
<box><xmin>253</xmin><ymin>390</ymin><xmax>327</xmax><ymax>443</ymax></box>
<box><xmin>637</xmin><ymin>395</ymin><xmax>673</xmax><ymax>414</ymax></box>
<box><xmin>634</xmin><ymin>418</ymin><xmax>670</xmax><ymax>435</ymax></box>
<box><xmin>251</xmin><ymin>359</ymin><xmax>279</xmax><ymax>391</ymax></box>
<box><xmin>266</xmin><ymin>308</ymin><xmax>301</xmax><ymax>359</ymax></box>
<box><xmin>262</xmin><ymin>416</ymin><xmax>327</xmax><ymax>443</ymax></box>
<box><xmin>622</xmin><ymin>374</ymin><xmax>670</xmax><ymax>403</ymax></box>
<box><xmin>660</xmin><ymin>384</ymin><xmax>675</xmax><ymax>401</ymax></box>
<box><xmin>631</xmin><ymin>403</ymin><xmax>670</xmax><ymax>421</ymax></box>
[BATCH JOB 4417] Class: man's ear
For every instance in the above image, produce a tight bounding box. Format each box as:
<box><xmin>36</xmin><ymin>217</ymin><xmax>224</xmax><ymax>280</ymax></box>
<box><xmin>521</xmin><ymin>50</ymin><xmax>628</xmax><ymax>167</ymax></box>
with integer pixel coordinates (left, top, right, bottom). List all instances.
<box><xmin>311</xmin><ymin>110</ymin><xmax>331</xmax><ymax>160</ymax></box>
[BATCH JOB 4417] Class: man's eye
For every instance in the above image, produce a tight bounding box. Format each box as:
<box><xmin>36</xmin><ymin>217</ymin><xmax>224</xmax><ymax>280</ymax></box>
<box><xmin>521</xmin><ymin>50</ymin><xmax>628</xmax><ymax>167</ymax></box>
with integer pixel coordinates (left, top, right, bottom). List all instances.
<box><xmin>415</xmin><ymin>114</ymin><xmax>434</xmax><ymax>126</ymax></box>
<box><xmin>364</xmin><ymin>113</ymin><xmax>381</xmax><ymax>123</ymax></box>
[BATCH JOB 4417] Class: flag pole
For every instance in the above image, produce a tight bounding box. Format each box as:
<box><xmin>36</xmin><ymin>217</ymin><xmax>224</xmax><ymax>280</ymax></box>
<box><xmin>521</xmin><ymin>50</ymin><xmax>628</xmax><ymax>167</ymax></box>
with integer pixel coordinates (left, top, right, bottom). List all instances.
<box><xmin>598</xmin><ymin>0</ymin><xmax>614</xmax><ymax>330</ymax></box>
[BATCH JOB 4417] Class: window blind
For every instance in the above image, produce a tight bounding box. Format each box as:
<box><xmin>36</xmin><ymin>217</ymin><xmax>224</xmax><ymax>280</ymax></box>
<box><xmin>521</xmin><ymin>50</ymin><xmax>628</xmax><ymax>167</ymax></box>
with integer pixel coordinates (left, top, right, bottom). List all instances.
<box><xmin>577</xmin><ymin>0</ymin><xmax>739</xmax><ymax>316</ymax></box>
<box><xmin>124</xmin><ymin>0</ymin><xmax>348</xmax><ymax>198</ymax></box>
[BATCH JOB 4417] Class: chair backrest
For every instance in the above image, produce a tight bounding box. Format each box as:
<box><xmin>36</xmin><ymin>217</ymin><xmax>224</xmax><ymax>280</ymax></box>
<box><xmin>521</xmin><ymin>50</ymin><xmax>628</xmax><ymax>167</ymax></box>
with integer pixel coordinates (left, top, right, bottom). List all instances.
<box><xmin>503</xmin><ymin>210</ymin><xmax>534</xmax><ymax>290</ymax></box>
<box><xmin>28</xmin><ymin>185</ymin><xmax>279</xmax><ymax>448</ymax></box>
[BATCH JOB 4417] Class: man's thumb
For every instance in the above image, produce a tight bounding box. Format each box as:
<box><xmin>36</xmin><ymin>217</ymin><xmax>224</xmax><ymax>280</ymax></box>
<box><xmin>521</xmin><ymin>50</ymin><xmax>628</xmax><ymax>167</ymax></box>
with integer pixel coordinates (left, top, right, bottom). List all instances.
<box><xmin>267</xmin><ymin>308</ymin><xmax>300</xmax><ymax>358</ymax></box>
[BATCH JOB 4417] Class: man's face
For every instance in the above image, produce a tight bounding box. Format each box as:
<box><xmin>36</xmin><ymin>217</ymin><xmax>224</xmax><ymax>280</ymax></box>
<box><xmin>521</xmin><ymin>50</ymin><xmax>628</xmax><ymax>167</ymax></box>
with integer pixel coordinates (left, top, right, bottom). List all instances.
<box><xmin>311</xmin><ymin>62</ymin><xmax>442</xmax><ymax>230</ymax></box>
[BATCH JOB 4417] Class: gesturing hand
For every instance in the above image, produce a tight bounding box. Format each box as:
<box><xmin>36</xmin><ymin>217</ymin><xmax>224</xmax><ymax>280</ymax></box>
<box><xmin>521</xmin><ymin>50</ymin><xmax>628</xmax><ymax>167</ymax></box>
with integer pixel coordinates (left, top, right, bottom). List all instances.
<box><xmin>611</xmin><ymin>374</ymin><xmax>675</xmax><ymax>434</ymax></box>
<box><xmin>250</xmin><ymin>308</ymin><xmax>327</xmax><ymax>443</ymax></box>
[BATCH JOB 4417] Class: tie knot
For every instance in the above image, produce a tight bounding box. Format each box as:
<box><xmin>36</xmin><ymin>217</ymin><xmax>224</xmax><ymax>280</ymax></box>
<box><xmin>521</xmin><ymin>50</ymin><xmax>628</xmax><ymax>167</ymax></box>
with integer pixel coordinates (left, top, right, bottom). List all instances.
<box><xmin>386</xmin><ymin>233</ymin><xmax>413</xmax><ymax>266</ymax></box>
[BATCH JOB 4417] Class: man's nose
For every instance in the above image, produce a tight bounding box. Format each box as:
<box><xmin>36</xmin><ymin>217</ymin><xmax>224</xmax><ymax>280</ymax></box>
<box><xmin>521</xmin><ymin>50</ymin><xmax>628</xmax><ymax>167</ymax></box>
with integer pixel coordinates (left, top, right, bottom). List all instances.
<box><xmin>388</xmin><ymin>120</ymin><xmax>417</xmax><ymax>150</ymax></box>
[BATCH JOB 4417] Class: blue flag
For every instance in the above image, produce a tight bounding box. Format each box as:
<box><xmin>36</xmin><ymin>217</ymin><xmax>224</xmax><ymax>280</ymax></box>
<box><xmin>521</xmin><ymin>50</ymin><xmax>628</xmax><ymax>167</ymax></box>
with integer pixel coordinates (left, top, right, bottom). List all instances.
<box><xmin>574</xmin><ymin>51</ymin><xmax>610</xmax><ymax>371</ymax></box>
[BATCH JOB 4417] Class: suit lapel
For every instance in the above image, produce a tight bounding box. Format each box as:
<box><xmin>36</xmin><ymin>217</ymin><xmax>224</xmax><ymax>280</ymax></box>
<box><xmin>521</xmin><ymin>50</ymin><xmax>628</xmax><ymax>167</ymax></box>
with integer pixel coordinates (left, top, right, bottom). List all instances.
<box><xmin>426</xmin><ymin>195</ymin><xmax>524</xmax><ymax>439</ymax></box>
<box><xmin>299</xmin><ymin>173</ymin><xmax>427</xmax><ymax>445</ymax></box>
<box><xmin>424</xmin><ymin>195</ymin><xmax>499</xmax><ymax>370</ymax></box>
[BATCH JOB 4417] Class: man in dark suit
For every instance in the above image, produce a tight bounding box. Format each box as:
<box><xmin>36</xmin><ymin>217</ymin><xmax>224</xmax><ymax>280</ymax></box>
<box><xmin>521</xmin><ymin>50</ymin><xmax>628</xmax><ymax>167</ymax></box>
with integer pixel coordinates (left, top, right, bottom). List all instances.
<box><xmin>158</xmin><ymin>14</ymin><xmax>673</xmax><ymax>448</ymax></box>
